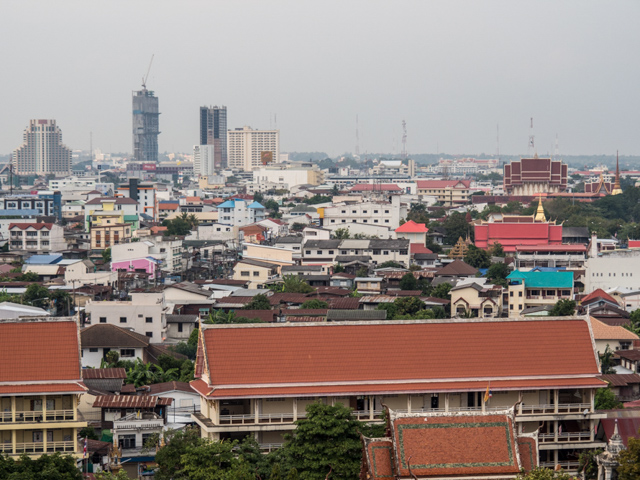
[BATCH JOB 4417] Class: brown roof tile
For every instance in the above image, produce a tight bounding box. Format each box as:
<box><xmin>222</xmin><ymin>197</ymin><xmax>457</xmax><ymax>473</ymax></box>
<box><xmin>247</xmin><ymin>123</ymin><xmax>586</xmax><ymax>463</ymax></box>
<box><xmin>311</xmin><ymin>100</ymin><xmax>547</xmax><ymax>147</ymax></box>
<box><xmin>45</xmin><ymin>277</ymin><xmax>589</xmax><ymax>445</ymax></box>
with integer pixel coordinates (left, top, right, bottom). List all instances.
<box><xmin>93</xmin><ymin>394</ymin><xmax>173</xmax><ymax>408</ymax></box>
<box><xmin>82</xmin><ymin>368</ymin><xmax>127</xmax><ymax>380</ymax></box>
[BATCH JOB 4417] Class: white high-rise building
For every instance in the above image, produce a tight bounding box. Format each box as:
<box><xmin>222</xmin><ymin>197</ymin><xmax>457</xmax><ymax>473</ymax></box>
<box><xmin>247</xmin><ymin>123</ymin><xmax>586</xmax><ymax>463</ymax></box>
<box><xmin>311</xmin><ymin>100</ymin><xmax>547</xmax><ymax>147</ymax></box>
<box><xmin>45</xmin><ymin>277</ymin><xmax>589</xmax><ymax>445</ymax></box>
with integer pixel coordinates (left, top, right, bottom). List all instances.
<box><xmin>227</xmin><ymin>126</ymin><xmax>279</xmax><ymax>172</ymax></box>
<box><xmin>193</xmin><ymin>145</ymin><xmax>216</xmax><ymax>176</ymax></box>
<box><xmin>12</xmin><ymin>119</ymin><xmax>72</xmax><ymax>175</ymax></box>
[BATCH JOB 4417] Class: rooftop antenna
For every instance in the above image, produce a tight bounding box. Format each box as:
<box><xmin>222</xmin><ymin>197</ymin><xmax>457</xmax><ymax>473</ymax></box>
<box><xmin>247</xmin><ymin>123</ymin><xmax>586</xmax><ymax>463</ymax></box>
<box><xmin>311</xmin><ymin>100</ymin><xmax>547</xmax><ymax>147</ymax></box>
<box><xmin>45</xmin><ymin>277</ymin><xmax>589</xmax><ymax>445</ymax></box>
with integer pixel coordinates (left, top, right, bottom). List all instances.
<box><xmin>554</xmin><ymin>134</ymin><xmax>560</xmax><ymax>158</ymax></box>
<box><xmin>496</xmin><ymin>124</ymin><xmax>500</xmax><ymax>159</ymax></box>
<box><xmin>141</xmin><ymin>54</ymin><xmax>154</xmax><ymax>90</ymax></box>
<box><xmin>355</xmin><ymin>115</ymin><xmax>360</xmax><ymax>156</ymax></box>
<box><xmin>528</xmin><ymin>117</ymin><xmax>535</xmax><ymax>156</ymax></box>
<box><xmin>401</xmin><ymin>120</ymin><xmax>407</xmax><ymax>158</ymax></box>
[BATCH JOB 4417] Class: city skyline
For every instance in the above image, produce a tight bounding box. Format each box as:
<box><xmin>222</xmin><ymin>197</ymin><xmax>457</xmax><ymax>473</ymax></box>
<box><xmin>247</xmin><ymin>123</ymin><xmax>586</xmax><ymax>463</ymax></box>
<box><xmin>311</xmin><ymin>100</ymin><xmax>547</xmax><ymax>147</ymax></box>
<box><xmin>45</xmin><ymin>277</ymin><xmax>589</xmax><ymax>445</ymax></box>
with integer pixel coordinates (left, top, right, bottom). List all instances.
<box><xmin>1</xmin><ymin>1</ymin><xmax>639</xmax><ymax>157</ymax></box>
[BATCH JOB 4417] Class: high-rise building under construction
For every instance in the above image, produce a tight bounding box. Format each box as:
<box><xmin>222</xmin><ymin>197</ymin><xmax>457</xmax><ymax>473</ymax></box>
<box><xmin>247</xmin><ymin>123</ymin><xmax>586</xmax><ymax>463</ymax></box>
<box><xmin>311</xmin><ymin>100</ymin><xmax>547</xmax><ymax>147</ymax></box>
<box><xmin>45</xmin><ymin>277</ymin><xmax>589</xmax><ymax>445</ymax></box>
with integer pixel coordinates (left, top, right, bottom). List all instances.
<box><xmin>132</xmin><ymin>88</ymin><xmax>160</xmax><ymax>162</ymax></box>
<box><xmin>199</xmin><ymin>105</ymin><xmax>227</xmax><ymax>169</ymax></box>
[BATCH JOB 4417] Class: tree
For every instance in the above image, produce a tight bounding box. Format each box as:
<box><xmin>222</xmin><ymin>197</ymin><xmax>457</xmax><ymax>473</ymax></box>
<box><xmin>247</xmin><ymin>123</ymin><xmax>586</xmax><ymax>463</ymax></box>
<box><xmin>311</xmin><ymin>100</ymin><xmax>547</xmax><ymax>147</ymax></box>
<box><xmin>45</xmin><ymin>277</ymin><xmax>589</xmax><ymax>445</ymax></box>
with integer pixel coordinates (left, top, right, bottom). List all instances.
<box><xmin>153</xmin><ymin>427</ymin><xmax>205</xmax><ymax>480</ymax></box>
<box><xmin>578</xmin><ymin>448</ymin><xmax>603</xmax><ymax>480</ymax></box>
<box><xmin>431</xmin><ymin>282</ymin><xmax>452</xmax><ymax>299</ymax></box>
<box><xmin>253</xmin><ymin>192</ymin><xmax>264</xmax><ymax>204</ymax></box>
<box><xmin>180</xmin><ymin>439</ymin><xmax>254</xmax><ymax>480</ymax></box>
<box><xmin>377</xmin><ymin>261</ymin><xmax>404</xmax><ymax>269</ymax></box>
<box><xmin>102</xmin><ymin>247</ymin><xmax>111</xmax><ymax>263</ymax></box>
<box><xmin>16</xmin><ymin>272</ymin><xmax>39</xmax><ymax>282</ymax></box>
<box><xmin>376</xmin><ymin>302</ymin><xmax>398</xmax><ymax>320</ymax></box>
<box><xmin>399</xmin><ymin>272</ymin><xmax>418</xmax><ymax>291</ymax></box>
<box><xmin>464</xmin><ymin>245</ymin><xmax>491</xmax><ymax>269</ymax></box>
<box><xmin>549</xmin><ymin>299</ymin><xmax>576</xmax><ymax>316</ymax></box>
<box><xmin>48</xmin><ymin>289</ymin><xmax>71</xmax><ymax>316</ymax></box>
<box><xmin>515</xmin><ymin>468</ymin><xmax>574</xmax><ymax>480</ymax></box>
<box><xmin>490</xmin><ymin>242</ymin><xmax>505</xmax><ymax>257</ymax></box>
<box><xmin>303</xmin><ymin>195</ymin><xmax>332</xmax><ymax>205</ymax></box>
<box><xmin>331</xmin><ymin>184</ymin><xmax>340</xmax><ymax>196</ymax></box>
<box><xmin>599</xmin><ymin>345</ymin><xmax>617</xmax><ymax>374</ymax></box>
<box><xmin>291</xmin><ymin>223</ymin><xmax>307</xmax><ymax>232</ymax></box>
<box><xmin>243</xmin><ymin>294</ymin><xmax>272</xmax><ymax>310</ymax></box>
<box><xmin>300</xmin><ymin>299</ymin><xmax>329</xmax><ymax>309</ymax></box>
<box><xmin>332</xmin><ymin>228</ymin><xmax>351</xmax><ymax>239</ymax></box>
<box><xmin>443</xmin><ymin>211</ymin><xmax>473</xmax><ymax>245</ymax></box>
<box><xmin>96</xmin><ymin>470</ymin><xmax>130</xmax><ymax>480</ymax></box>
<box><xmin>0</xmin><ymin>453</ymin><xmax>83</xmax><ymax>480</ymax></box>
<box><xmin>126</xmin><ymin>358</ymin><xmax>160</xmax><ymax>387</ymax></box>
<box><xmin>284</xmin><ymin>402</ymin><xmax>362</xmax><ymax>480</ymax></box>
<box><xmin>356</xmin><ymin>266</ymin><xmax>369</xmax><ymax>277</ymax></box>
<box><xmin>282</xmin><ymin>275</ymin><xmax>314</xmax><ymax>294</ymax></box>
<box><xmin>79</xmin><ymin>425</ymin><xmax>99</xmax><ymax>440</ymax></box>
<box><xmin>486</xmin><ymin>262</ymin><xmax>510</xmax><ymax>287</ymax></box>
<box><xmin>618</xmin><ymin>434</ymin><xmax>640</xmax><ymax>480</ymax></box>
<box><xmin>333</xmin><ymin>264</ymin><xmax>345</xmax><ymax>273</ymax></box>
<box><xmin>394</xmin><ymin>296</ymin><xmax>425</xmax><ymax>316</ymax></box>
<box><xmin>594</xmin><ymin>386</ymin><xmax>623</xmax><ymax>410</ymax></box>
<box><xmin>264</xmin><ymin>199</ymin><xmax>280</xmax><ymax>214</ymax></box>
<box><xmin>105</xmin><ymin>350</ymin><xmax>120</xmax><ymax>366</ymax></box>
<box><xmin>23</xmin><ymin>283</ymin><xmax>49</xmax><ymax>305</ymax></box>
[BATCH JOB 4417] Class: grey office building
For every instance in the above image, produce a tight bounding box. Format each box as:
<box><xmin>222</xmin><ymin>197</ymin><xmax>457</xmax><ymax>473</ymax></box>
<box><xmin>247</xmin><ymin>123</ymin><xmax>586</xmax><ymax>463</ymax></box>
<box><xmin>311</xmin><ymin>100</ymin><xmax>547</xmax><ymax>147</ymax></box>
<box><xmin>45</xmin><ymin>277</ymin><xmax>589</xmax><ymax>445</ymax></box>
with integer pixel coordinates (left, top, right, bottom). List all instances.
<box><xmin>132</xmin><ymin>88</ymin><xmax>160</xmax><ymax>162</ymax></box>
<box><xmin>199</xmin><ymin>105</ymin><xmax>227</xmax><ymax>169</ymax></box>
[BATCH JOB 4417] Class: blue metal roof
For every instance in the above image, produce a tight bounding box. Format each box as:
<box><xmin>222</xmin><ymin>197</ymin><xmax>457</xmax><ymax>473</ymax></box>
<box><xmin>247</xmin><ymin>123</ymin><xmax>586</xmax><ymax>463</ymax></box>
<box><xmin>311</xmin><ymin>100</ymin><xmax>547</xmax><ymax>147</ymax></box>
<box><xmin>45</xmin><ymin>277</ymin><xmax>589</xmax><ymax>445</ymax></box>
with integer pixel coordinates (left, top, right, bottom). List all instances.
<box><xmin>25</xmin><ymin>254</ymin><xmax>63</xmax><ymax>265</ymax></box>
<box><xmin>217</xmin><ymin>200</ymin><xmax>236</xmax><ymax>208</ymax></box>
<box><xmin>247</xmin><ymin>201</ymin><xmax>265</xmax><ymax>209</ymax></box>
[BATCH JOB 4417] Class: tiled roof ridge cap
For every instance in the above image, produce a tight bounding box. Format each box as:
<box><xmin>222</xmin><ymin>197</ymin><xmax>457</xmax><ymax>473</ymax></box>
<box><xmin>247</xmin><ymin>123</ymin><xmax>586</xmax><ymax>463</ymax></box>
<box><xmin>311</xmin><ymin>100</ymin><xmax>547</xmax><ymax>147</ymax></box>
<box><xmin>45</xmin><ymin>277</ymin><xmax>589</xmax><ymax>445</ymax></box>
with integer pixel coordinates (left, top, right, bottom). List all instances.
<box><xmin>0</xmin><ymin>380</ymin><xmax>86</xmax><ymax>387</ymax></box>
<box><xmin>200</xmin><ymin>315</ymin><xmax>591</xmax><ymax>329</ymax></box>
<box><xmin>0</xmin><ymin>316</ymin><xmax>77</xmax><ymax>324</ymax></box>
<box><xmin>204</xmin><ymin>373</ymin><xmax>601</xmax><ymax>390</ymax></box>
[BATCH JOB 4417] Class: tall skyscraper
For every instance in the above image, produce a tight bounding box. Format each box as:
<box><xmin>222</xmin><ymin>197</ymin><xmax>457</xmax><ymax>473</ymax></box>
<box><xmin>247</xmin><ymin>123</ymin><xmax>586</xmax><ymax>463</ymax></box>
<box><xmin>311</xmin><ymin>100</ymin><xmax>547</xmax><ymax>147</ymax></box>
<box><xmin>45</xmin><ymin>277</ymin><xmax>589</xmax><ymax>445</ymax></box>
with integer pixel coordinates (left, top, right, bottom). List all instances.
<box><xmin>193</xmin><ymin>144</ymin><xmax>216</xmax><ymax>177</ymax></box>
<box><xmin>132</xmin><ymin>88</ymin><xmax>160</xmax><ymax>162</ymax></box>
<box><xmin>227</xmin><ymin>126</ymin><xmax>280</xmax><ymax>172</ymax></box>
<box><xmin>12</xmin><ymin>119</ymin><xmax>72</xmax><ymax>175</ymax></box>
<box><xmin>199</xmin><ymin>105</ymin><xmax>227</xmax><ymax>169</ymax></box>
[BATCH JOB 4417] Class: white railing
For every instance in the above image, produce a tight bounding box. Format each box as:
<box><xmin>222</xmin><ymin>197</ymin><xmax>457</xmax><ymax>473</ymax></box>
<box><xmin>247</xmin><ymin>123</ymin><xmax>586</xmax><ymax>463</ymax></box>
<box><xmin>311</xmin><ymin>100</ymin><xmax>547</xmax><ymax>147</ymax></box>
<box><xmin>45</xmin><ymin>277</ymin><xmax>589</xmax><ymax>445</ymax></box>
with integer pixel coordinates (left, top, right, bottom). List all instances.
<box><xmin>539</xmin><ymin>432</ymin><xmax>592</xmax><ymax>443</ymax></box>
<box><xmin>218</xmin><ymin>412</ymin><xmax>307</xmax><ymax>425</ymax></box>
<box><xmin>540</xmin><ymin>461</ymin><xmax>580</xmax><ymax>470</ymax></box>
<box><xmin>351</xmin><ymin>410</ymin><xmax>384</xmax><ymax>421</ymax></box>
<box><xmin>519</xmin><ymin>403</ymin><xmax>590</xmax><ymax>415</ymax></box>
<box><xmin>259</xmin><ymin>443</ymin><xmax>284</xmax><ymax>453</ymax></box>
<box><xmin>5</xmin><ymin>410</ymin><xmax>76</xmax><ymax>423</ymax></box>
<box><xmin>13</xmin><ymin>441</ymin><xmax>76</xmax><ymax>454</ymax></box>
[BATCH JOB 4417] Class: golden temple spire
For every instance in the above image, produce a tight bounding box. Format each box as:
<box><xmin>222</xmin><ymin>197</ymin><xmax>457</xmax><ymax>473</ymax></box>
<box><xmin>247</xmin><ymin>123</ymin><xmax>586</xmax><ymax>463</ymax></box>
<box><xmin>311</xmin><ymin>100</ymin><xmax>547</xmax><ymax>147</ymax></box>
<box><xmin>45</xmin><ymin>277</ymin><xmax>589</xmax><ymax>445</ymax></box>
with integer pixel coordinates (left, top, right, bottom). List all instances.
<box><xmin>612</xmin><ymin>150</ymin><xmax>623</xmax><ymax>195</ymax></box>
<box><xmin>534</xmin><ymin>196</ymin><xmax>546</xmax><ymax>222</ymax></box>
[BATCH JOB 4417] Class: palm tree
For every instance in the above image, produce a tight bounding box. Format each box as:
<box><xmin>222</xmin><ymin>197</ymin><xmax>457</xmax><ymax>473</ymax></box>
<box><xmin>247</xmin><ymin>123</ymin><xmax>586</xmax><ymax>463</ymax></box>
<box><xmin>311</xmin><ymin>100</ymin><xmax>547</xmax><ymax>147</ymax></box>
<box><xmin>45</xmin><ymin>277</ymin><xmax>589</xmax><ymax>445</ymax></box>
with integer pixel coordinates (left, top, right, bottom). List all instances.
<box><xmin>127</xmin><ymin>359</ymin><xmax>158</xmax><ymax>387</ymax></box>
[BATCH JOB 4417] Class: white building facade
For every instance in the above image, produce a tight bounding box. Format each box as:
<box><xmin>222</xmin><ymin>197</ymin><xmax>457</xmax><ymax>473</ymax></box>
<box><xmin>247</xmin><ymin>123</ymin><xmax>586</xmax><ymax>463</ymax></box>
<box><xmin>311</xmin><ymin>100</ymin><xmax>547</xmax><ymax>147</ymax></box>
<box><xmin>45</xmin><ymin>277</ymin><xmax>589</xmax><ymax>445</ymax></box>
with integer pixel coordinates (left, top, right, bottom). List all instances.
<box><xmin>227</xmin><ymin>126</ymin><xmax>279</xmax><ymax>172</ymax></box>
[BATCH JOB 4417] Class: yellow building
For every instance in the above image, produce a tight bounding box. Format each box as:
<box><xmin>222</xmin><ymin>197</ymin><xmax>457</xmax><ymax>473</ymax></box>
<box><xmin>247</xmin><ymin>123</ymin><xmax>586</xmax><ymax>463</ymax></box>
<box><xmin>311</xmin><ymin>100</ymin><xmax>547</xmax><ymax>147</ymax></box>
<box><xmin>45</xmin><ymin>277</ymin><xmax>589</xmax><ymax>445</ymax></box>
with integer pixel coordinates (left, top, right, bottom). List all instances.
<box><xmin>89</xmin><ymin>211</ymin><xmax>132</xmax><ymax>251</ymax></box>
<box><xmin>0</xmin><ymin>318</ymin><xmax>87</xmax><ymax>458</ymax></box>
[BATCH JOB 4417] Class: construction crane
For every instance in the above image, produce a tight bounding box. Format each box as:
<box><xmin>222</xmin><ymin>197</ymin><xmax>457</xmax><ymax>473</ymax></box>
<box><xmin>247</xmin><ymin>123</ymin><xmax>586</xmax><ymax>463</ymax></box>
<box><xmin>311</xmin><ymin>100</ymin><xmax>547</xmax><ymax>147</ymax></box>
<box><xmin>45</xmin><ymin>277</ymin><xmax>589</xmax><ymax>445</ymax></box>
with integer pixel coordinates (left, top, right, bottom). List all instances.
<box><xmin>401</xmin><ymin>120</ymin><xmax>407</xmax><ymax>158</ymax></box>
<box><xmin>141</xmin><ymin>54</ymin><xmax>154</xmax><ymax>90</ymax></box>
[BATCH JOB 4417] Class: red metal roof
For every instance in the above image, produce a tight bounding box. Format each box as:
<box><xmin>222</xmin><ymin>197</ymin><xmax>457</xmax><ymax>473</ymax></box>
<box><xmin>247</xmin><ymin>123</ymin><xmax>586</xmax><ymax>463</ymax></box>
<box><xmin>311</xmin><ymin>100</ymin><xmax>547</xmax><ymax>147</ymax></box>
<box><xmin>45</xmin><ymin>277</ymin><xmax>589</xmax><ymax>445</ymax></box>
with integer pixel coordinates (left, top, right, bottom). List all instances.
<box><xmin>9</xmin><ymin>223</ymin><xmax>54</xmax><ymax>230</ymax></box>
<box><xmin>515</xmin><ymin>244</ymin><xmax>587</xmax><ymax>252</ymax></box>
<box><xmin>194</xmin><ymin>319</ymin><xmax>601</xmax><ymax>398</ymax></box>
<box><xmin>93</xmin><ymin>394</ymin><xmax>173</xmax><ymax>408</ymax></box>
<box><xmin>410</xmin><ymin>243</ymin><xmax>433</xmax><ymax>254</ymax></box>
<box><xmin>82</xmin><ymin>368</ymin><xmax>127</xmax><ymax>380</ymax></box>
<box><xmin>0</xmin><ymin>383</ymin><xmax>87</xmax><ymax>395</ymax></box>
<box><xmin>395</xmin><ymin>220</ymin><xmax>429</xmax><ymax>233</ymax></box>
<box><xmin>582</xmin><ymin>289</ymin><xmax>619</xmax><ymax>306</ymax></box>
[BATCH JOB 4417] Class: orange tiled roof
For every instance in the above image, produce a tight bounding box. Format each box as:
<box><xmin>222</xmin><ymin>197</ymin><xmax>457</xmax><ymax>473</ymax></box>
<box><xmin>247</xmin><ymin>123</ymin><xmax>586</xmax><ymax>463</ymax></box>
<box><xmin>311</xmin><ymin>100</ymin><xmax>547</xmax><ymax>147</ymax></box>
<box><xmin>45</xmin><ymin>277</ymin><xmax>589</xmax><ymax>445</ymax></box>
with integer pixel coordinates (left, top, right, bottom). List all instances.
<box><xmin>9</xmin><ymin>223</ymin><xmax>54</xmax><ymax>230</ymax></box>
<box><xmin>194</xmin><ymin>319</ymin><xmax>602</xmax><ymax>398</ymax></box>
<box><xmin>0</xmin><ymin>321</ymin><xmax>82</xmax><ymax>383</ymax></box>
<box><xmin>0</xmin><ymin>383</ymin><xmax>87</xmax><ymax>395</ymax></box>
<box><xmin>391</xmin><ymin>413</ymin><xmax>520</xmax><ymax>477</ymax></box>
<box><xmin>582</xmin><ymin>288</ymin><xmax>619</xmax><ymax>306</ymax></box>
<box><xmin>589</xmin><ymin>316</ymin><xmax>639</xmax><ymax>341</ymax></box>
<box><xmin>193</xmin><ymin>377</ymin><xmax>605</xmax><ymax>400</ymax></box>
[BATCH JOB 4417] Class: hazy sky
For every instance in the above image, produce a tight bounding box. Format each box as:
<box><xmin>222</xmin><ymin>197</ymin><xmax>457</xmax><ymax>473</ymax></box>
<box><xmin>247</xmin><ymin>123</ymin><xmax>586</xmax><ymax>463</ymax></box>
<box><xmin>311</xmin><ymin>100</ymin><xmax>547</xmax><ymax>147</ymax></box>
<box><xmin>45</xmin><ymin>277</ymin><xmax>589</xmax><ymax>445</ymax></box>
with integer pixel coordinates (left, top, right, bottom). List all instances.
<box><xmin>1</xmin><ymin>1</ymin><xmax>639</xmax><ymax>157</ymax></box>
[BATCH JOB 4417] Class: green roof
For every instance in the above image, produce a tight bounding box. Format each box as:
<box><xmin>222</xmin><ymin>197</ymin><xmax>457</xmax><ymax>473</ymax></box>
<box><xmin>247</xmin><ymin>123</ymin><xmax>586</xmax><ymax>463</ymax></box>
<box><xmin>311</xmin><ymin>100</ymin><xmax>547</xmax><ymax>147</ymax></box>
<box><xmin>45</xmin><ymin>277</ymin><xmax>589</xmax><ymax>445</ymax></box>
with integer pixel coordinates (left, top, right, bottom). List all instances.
<box><xmin>506</xmin><ymin>270</ymin><xmax>574</xmax><ymax>289</ymax></box>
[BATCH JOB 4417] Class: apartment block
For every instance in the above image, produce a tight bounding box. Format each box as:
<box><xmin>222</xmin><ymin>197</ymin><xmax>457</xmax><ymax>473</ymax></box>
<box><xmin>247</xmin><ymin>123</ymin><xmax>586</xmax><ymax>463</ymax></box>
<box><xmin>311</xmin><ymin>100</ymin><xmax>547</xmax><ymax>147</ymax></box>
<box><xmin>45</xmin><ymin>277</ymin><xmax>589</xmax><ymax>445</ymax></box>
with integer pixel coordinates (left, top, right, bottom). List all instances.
<box><xmin>8</xmin><ymin>223</ymin><xmax>65</xmax><ymax>253</ymax></box>
<box><xmin>227</xmin><ymin>126</ymin><xmax>279</xmax><ymax>172</ymax></box>
<box><xmin>507</xmin><ymin>270</ymin><xmax>574</xmax><ymax>315</ymax></box>
<box><xmin>12</xmin><ymin>119</ymin><xmax>72</xmax><ymax>175</ymax></box>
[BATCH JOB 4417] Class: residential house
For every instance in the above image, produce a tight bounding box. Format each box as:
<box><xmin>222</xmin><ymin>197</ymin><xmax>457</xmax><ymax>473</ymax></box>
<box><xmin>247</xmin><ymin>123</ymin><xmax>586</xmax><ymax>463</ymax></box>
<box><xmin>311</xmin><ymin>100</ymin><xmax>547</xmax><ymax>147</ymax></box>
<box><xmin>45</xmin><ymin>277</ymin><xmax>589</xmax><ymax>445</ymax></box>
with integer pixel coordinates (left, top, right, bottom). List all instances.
<box><xmin>597</xmin><ymin>374</ymin><xmax>640</xmax><ymax>402</ymax></box>
<box><xmin>191</xmin><ymin>318</ymin><xmax>606</xmax><ymax>472</ymax></box>
<box><xmin>239</xmin><ymin>224</ymin><xmax>269</xmax><ymax>244</ymax></box>
<box><xmin>330</xmin><ymin>273</ymin><xmax>356</xmax><ymax>289</ymax></box>
<box><xmin>507</xmin><ymin>270</ymin><xmax>574</xmax><ymax>316</ymax></box>
<box><xmin>110</xmin><ymin>237</ymin><xmax>185</xmax><ymax>276</ymax></box>
<box><xmin>64</xmin><ymin>259</ymin><xmax>117</xmax><ymax>287</ymax></box>
<box><xmin>416</xmin><ymin>180</ymin><xmax>470</xmax><ymax>206</ymax></box>
<box><xmin>163</xmin><ymin>282</ymin><xmax>215</xmax><ymax>317</ymax></box>
<box><xmin>88</xmin><ymin>212</ymin><xmax>132</xmax><ymax>252</ymax></box>
<box><xmin>588</xmin><ymin>316</ymin><xmax>639</xmax><ymax>356</ymax></box>
<box><xmin>9</xmin><ymin>223</ymin><xmax>65</xmax><ymax>253</ymax></box>
<box><xmin>165</xmin><ymin>314</ymin><xmax>198</xmax><ymax>344</ymax></box>
<box><xmin>395</xmin><ymin>220</ymin><xmax>429</xmax><ymax>244</ymax></box>
<box><xmin>515</xmin><ymin>245</ymin><xmax>587</xmax><ymax>270</ymax></box>
<box><xmin>354</xmin><ymin>277</ymin><xmax>383</xmax><ymax>294</ymax></box>
<box><xmin>450</xmin><ymin>280</ymin><xmax>503</xmax><ymax>318</ymax></box>
<box><xmin>232</xmin><ymin>259</ymin><xmax>279</xmax><ymax>289</ymax></box>
<box><xmin>116</xmin><ymin>179</ymin><xmax>157</xmax><ymax>220</ymax></box>
<box><xmin>216</xmin><ymin>199</ymin><xmax>266</xmax><ymax>226</ymax></box>
<box><xmin>433</xmin><ymin>260</ymin><xmax>478</xmax><ymax>286</ymax></box>
<box><xmin>321</xmin><ymin>196</ymin><xmax>407</xmax><ymax>229</ymax></box>
<box><xmin>84</xmin><ymin>293</ymin><xmax>167</xmax><ymax>341</ymax></box>
<box><xmin>0</xmin><ymin>318</ymin><xmax>87</xmax><ymax>458</ymax></box>
<box><xmin>145</xmin><ymin>381</ymin><xmax>200</xmax><ymax>412</ymax></box>
<box><xmin>274</xmin><ymin>236</ymin><xmax>303</xmax><ymax>254</ymax></box>
<box><xmin>84</xmin><ymin>197</ymin><xmax>140</xmax><ymax>231</ymax></box>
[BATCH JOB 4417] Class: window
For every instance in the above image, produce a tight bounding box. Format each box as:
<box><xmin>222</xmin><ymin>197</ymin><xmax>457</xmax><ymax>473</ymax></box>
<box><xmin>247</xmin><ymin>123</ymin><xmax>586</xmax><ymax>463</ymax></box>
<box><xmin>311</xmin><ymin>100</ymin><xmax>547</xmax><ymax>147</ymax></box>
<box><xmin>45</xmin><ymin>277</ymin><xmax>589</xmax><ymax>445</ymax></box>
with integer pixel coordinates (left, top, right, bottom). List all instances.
<box><xmin>142</xmin><ymin>434</ymin><xmax>155</xmax><ymax>446</ymax></box>
<box><xmin>89</xmin><ymin>348</ymin><xmax>99</xmax><ymax>353</ymax></box>
<box><xmin>510</xmin><ymin>304</ymin><xmax>514</xmax><ymax>310</ymax></box>
<box><xmin>519</xmin><ymin>304</ymin><xmax>522</xmax><ymax>310</ymax></box>
<box><xmin>374</xmin><ymin>210</ymin><xmax>379</xmax><ymax>214</ymax></box>
<box><xmin>145</xmin><ymin>317</ymin><xmax>153</xmax><ymax>323</ymax></box>
<box><xmin>518</xmin><ymin>291</ymin><xmax>522</xmax><ymax>297</ymax></box>
<box><xmin>119</xmin><ymin>435</ymin><xmax>136</xmax><ymax>449</ymax></box>
<box><xmin>99</xmin><ymin>317</ymin><xmax>107</xmax><ymax>323</ymax></box>
<box><xmin>384</xmin><ymin>210</ymin><xmax>389</xmax><ymax>214</ymax></box>
<box><xmin>305</xmin><ymin>250</ymin><xmax>311</xmax><ymax>255</ymax></box>
<box><xmin>328</xmin><ymin>250</ymin><xmax>334</xmax><ymax>254</ymax></box>
<box><xmin>240</xmin><ymin>271</ymin><xmax>250</xmax><ymax>277</ymax></box>
<box><xmin>317</xmin><ymin>250</ymin><xmax>322</xmax><ymax>254</ymax></box>
<box><xmin>178</xmin><ymin>323</ymin><xmax>183</xmax><ymax>333</ymax></box>
<box><xmin>145</xmin><ymin>332</ymin><xmax>153</xmax><ymax>338</ymax></box>
<box><xmin>253</xmin><ymin>271</ymin><xmax>260</xmax><ymax>277</ymax></box>
<box><xmin>120</xmin><ymin>349</ymin><xmax>135</xmax><ymax>357</ymax></box>
<box><xmin>383</xmin><ymin>251</ymin><xmax>389</xmax><ymax>255</ymax></box>
<box><xmin>119</xmin><ymin>317</ymin><xmax>127</xmax><ymax>323</ymax></box>
<box><xmin>546</xmin><ymin>290</ymin><xmax>555</xmax><ymax>296</ymax></box>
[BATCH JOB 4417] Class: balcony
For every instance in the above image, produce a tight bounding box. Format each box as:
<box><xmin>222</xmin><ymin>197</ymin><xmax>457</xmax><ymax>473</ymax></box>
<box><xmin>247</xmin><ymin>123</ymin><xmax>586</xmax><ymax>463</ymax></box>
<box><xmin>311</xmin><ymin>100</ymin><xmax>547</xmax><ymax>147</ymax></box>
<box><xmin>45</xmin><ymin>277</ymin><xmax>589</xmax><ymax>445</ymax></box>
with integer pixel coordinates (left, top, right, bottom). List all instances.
<box><xmin>219</xmin><ymin>412</ymin><xmax>307</xmax><ymax>425</ymax></box>
<box><xmin>0</xmin><ymin>410</ymin><xmax>75</xmax><ymax>423</ymax></box>
<box><xmin>539</xmin><ymin>432</ymin><xmax>592</xmax><ymax>443</ymax></box>
<box><xmin>0</xmin><ymin>441</ymin><xmax>76</xmax><ymax>454</ymax></box>
<box><xmin>539</xmin><ymin>461</ymin><xmax>580</xmax><ymax>470</ymax></box>
<box><xmin>518</xmin><ymin>403</ymin><xmax>590</xmax><ymax>416</ymax></box>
